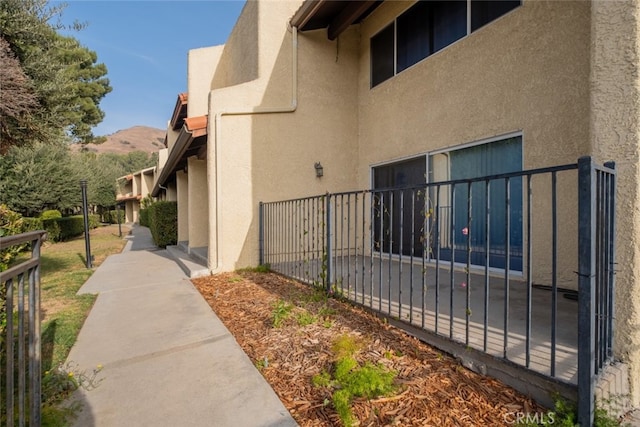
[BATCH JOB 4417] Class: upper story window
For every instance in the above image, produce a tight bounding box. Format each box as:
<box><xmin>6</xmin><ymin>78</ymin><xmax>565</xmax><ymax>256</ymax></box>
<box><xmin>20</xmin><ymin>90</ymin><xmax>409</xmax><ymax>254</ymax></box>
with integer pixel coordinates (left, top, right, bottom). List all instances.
<box><xmin>371</xmin><ymin>0</ymin><xmax>521</xmax><ymax>88</ymax></box>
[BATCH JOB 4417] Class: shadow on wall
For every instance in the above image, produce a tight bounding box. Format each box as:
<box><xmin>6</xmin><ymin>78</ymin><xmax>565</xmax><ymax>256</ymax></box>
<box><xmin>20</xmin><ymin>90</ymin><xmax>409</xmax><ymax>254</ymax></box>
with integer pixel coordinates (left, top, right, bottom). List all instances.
<box><xmin>210</xmin><ymin>0</ymin><xmax>259</xmax><ymax>90</ymax></box>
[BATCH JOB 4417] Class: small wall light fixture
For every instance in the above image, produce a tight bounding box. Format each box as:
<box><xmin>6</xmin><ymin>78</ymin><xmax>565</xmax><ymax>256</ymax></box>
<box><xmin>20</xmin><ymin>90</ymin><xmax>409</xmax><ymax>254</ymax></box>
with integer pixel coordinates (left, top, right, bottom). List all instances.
<box><xmin>314</xmin><ymin>162</ymin><xmax>323</xmax><ymax>178</ymax></box>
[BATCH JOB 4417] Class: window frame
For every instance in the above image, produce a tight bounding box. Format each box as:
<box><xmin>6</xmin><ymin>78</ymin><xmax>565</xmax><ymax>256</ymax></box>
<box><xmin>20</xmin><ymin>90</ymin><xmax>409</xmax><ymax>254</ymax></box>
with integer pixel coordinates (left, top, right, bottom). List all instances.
<box><xmin>370</xmin><ymin>0</ymin><xmax>522</xmax><ymax>88</ymax></box>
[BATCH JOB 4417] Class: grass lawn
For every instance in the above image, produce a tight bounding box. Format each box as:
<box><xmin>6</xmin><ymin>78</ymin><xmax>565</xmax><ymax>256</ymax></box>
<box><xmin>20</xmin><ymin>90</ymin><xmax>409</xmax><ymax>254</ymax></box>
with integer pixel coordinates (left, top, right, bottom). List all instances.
<box><xmin>39</xmin><ymin>224</ymin><xmax>130</xmax><ymax>371</ymax></box>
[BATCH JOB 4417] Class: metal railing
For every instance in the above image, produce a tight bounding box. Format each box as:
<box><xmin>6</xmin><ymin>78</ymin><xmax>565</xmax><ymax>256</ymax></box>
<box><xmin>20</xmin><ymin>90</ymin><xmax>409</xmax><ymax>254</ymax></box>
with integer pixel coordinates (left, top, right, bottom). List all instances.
<box><xmin>1</xmin><ymin>230</ymin><xmax>47</xmax><ymax>427</ymax></box>
<box><xmin>260</xmin><ymin>156</ymin><xmax>616</xmax><ymax>426</ymax></box>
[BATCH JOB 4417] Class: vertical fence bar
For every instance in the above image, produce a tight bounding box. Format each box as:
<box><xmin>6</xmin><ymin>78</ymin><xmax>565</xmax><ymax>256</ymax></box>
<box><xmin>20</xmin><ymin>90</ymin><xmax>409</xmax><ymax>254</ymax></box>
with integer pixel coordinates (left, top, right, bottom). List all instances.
<box><xmin>503</xmin><ymin>177</ymin><xmax>511</xmax><ymax>359</ymax></box>
<box><xmin>259</xmin><ymin>202</ymin><xmax>264</xmax><ymax>266</ymax></box>
<box><xmin>388</xmin><ymin>192</ymin><xmax>394</xmax><ymax>315</ymax></box>
<box><xmin>379</xmin><ymin>192</ymin><xmax>384</xmax><ymax>312</ymax></box>
<box><xmin>6</xmin><ymin>277</ymin><xmax>14</xmax><ymax>425</ymax></box>
<box><xmin>605</xmin><ymin>161</ymin><xmax>616</xmax><ymax>360</ymax></box>
<box><xmin>31</xmin><ymin>235</ymin><xmax>42</xmax><ymax>426</ymax></box>
<box><xmin>370</xmin><ymin>192</ymin><xmax>376</xmax><ymax>309</ymax></box>
<box><xmin>399</xmin><ymin>190</ymin><xmax>404</xmax><ymax>319</ymax></box>
<box><xmin>347</xmin><ymin>194</ymin><xmax>352</xmax><ymax>296</ymax></box>
<box><xmin>422</xmin><ymin>185</ymin><xmax>428</xmax><ymax>330</ymax></box>
<box><xmin>484</xmin><ymin>180</ymin><xmax>490</xmax><ymax>352</ymax></box>
<box><xmin>577</xmin><ymin>156</ymin><xmax>596</xmax><ymax>427</ymax></box>
<box><xmin>326</xmin><ymin>194</ymin><xmax>332</xmax><ymax>292</ymax></box>
<box><xmin>525</xmin><ymin>175</ymin><xmax>533</xmax><ymax>368</ymax></box>
<box><xmin>450</xmin><ymin>184</ymin><xmax>456</xmax><ymax>339</ymax></box>
<box><xmin>466</xmin><ymin>182</ymin><xmax>472</xmax><ymax>345</ymax></box>
<box><xmin>435</xmin><ymin>185</ymin><xmax>441</xmax><ymax>334</ymax></box>
<box><xmin>18</xmin><ymin>274</ymin><xmax>26</xmax><ymax>426</ymax></box>
<box><xmin>551</xmin><ymin>172</ymin><xmax>558</xmax><ymax>376</ymax></box>
<box><xmin>410</xmin><ymin>189</ymin><xmax>415</xmax><ymax>325</ymax></box>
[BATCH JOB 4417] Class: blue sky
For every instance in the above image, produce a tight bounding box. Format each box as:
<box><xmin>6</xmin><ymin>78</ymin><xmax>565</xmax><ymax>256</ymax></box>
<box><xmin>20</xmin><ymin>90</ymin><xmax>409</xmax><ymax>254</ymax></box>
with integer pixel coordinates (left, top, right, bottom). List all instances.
<box><xmin>55</xmin><ymin>0</ymin><xmax>246</xmax><ymax>136</ymax></box>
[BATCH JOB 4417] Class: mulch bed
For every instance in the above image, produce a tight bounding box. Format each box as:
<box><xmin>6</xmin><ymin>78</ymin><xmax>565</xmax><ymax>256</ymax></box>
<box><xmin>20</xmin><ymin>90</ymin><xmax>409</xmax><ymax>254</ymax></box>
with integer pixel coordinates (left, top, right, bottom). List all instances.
<box><xmin>192</xmin><ymin>271</ymin><xmax>544</xmax><ymax>426</ymax></box>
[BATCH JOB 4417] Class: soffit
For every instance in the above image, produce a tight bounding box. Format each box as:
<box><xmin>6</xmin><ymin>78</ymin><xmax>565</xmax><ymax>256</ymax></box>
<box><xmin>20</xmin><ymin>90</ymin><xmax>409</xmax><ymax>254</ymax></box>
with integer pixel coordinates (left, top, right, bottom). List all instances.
<box><xmin>291</xmin><ymin>0</ymin><xmax>383</xmax><ymax>40</ymax></box>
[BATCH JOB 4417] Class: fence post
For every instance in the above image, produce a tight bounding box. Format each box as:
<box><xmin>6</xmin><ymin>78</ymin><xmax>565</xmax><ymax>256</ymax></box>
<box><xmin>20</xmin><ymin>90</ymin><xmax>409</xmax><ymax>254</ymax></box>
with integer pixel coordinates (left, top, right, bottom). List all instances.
<box><xmin>80</xmin><ymin>179</ymin><xmax>93</xmax><ymax>268</ymax></box>
<box><xmin>259</xmin><ymin>202</ymin><xmax>264</xmax><ymax>266</ymax></box>
<box><xmin>325</xmin><ymin>193</ymin><xmax>332</xmax><ymax>293</ymax></box>
<box><xmin>577</xmin><ymin>156</ymin><xmax>596</xmax><ymax>427</ymax></box>
<box><xmin>29</xmin><ymin>235</ymin><xmax>42</xmax><ymax>425</ymax></box>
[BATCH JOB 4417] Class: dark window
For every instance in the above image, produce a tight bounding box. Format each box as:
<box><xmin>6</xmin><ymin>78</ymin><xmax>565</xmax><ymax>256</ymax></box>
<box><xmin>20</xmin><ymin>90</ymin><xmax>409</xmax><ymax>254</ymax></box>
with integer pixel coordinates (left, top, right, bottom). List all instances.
<box><xmin>396</xmin><ymin>1</ymin><xmax>466</xmax><ymax>73</ymax></box>
<box><xmin>471</xmin><ymin>0</ymin><xmax>520</xmax><ymax>32</ymax></box>
<box><xmin>431</xmin><ymin>1</ymin><xmax>467</xmax><ymax>53</ymax></box>
<box><xmin>371</xmin><ymin>0</ymin><xmax>520</xmax><ymax>87</ymax></box>
<box><xmin>373</xmin><ymin>157</ymin><xmax>427</xmax><ymax>256</ymax></box>
<box><xmin>371</xmin><ymin>24</ymin><xmax>395</xmax><ymax>87</ymax></box>
<box><xmin>397</xmin><ymin>1</ymin><xmax>430</xmax><ymax>73</ymax></box>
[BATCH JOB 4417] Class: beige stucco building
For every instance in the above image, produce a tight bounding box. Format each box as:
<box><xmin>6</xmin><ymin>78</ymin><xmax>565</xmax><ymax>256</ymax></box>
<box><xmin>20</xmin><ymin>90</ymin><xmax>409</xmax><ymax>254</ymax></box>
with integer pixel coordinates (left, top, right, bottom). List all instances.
<box><xmin>115</xmin><ymin>166</ymin><xmax>156</xmax><ymax>223</ymax></box>
<box><xmin>151</xmin><ymin>0</ymin><xmax>640</xmax><ymax>416</ymax></box>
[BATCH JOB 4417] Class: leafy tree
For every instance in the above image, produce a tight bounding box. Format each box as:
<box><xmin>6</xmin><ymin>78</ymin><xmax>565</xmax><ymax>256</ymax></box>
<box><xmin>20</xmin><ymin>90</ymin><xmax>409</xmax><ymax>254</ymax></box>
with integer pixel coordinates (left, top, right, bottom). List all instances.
<box><xmin>0</xmin><ymin>37</ymin><xmax>38</xmax><ymax>154</ymax></box>
<box><xmin>0</xmin><ymin>142</ymin><xmax>80</xmax><ymax>216</ymax></box>
<box><xmin>0</xmin><ymin>0</ymin><xmax>112</xmax><ymax>150</ymax></box>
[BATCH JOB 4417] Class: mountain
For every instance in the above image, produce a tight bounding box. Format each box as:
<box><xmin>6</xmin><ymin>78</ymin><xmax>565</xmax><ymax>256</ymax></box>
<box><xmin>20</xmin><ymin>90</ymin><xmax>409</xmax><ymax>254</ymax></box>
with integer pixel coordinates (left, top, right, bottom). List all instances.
<box><xmin>70</xmin><ymin>126</ymin><xmax>165</xmax><ymax>155</ymax></box>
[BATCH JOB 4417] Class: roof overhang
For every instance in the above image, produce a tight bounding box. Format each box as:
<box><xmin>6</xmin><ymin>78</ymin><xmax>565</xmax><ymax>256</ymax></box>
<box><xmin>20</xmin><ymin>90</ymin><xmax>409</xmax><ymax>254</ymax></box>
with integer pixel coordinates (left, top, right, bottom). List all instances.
<box><xmin>152</xmin><ymin>115</ymin><xmax>208</xmax><ymax>197</ymax></box>
<box><xmin>290</xmin><ymin>0</ymin><xmax>382</xmax><ymax>40</ymax></box>
<box><xmin>169</xmin><ymin>93</ymin><xmax>188</xmax><ymax>131</ymax></box>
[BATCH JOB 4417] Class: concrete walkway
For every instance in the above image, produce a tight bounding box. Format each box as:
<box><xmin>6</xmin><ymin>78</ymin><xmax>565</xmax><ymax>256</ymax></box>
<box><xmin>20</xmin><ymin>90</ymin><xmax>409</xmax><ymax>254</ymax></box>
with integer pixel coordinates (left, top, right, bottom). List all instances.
<box><xmin>66</xmin><ymin>225</ymin><xmax>297</xmax><ymax>427</ymax></box>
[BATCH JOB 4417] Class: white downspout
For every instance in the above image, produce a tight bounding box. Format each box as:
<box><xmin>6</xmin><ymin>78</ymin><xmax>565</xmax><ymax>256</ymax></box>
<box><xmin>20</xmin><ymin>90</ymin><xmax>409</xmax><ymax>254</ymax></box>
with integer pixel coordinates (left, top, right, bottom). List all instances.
<box><xmin>210</xmin><ymin>26</ymin><xmax>298</xmax><ymax>271</ymax></box>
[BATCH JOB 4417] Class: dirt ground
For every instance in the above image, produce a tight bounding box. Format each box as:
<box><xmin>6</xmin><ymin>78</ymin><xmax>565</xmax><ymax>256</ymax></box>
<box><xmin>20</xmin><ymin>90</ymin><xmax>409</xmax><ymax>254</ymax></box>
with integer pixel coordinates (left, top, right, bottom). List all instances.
<box><xmin>192</xmin><ymin>271</ymin><xmax>545</xmax><ymax>426</ymax></box>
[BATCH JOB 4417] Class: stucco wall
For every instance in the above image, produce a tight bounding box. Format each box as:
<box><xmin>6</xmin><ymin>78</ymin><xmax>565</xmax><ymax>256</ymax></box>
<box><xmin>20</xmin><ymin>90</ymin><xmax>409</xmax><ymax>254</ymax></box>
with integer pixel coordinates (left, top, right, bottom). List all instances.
<box><xmin>590</xmin><ymin>0</ymin><xmax>640</xmax><ymax>405</ymax></box>
<box><xmin>187</xmin><ymin>157</ymin><xmax>209</xmax><ymax>248</ymax></box>
<box><xmin>188</xmin><ymin>46</ymin><xmax>224</xmax><ymax>117</ymax></box>
<box><xmin>357</xmin><ymin>0</ymin><xmax>590</xmax><ymax>288</ymax></box>
<box><xmin>177</xmin><ymin>170</ymin><xmax>189</xmax><ymax>242</ymax></box>
<box><xmin>207</xmin><ymin>0</ymin><xmax>360</xmax><ymax>271</ymax></box>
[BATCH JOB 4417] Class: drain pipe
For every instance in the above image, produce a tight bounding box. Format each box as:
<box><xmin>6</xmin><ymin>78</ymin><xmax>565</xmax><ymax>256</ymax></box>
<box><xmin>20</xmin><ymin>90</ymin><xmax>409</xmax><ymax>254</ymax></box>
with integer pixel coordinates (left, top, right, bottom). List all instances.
<box><xmin>210</xmin><ymin>25</ymin><xmax>299</xmax><ymax>271</ymax></box>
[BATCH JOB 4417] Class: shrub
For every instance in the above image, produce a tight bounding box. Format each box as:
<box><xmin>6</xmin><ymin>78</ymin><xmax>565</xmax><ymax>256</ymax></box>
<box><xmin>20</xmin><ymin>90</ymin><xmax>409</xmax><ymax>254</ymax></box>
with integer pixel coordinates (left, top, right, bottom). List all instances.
<box><xmin>0</xmin><ymin>204</ymin><xmax>25</xmax><ymax>271</ymax></box>
<box><xmin>57</xmin><ymin>216</ymin><xmax>86</xmax><ymax>241</ymax></box>
<box><xmin>148</xmin><ymin>201</ymin><xmax>177</xmax><ymax>248</ymax></box>
<box><xmin>139</xmin><ymin>208</ymin><xmax>149</xmax><ymax>227</ymax></box>
<box><xmin>22</xmin><ymin>217</ymin><xmax>43</xmax><ymax>233</ymax></box>
<box><xmin>104</xmin><ymin>209</ymin><xmax>124</xmax><ymax>225</ymax></box>
<box><xmin>40</xmin><ymin>210</ymin><xmax>62</xmax><ymax>220</ymax></box>
<box><xmin>89</xmin><ymin>214</ymin><xmax>100</xmax><ymax>229</ymax></box>
<box><xmin>42</xmin><ymin>219</ymin><xmax>61</xmax><ymax>242</ymax></box>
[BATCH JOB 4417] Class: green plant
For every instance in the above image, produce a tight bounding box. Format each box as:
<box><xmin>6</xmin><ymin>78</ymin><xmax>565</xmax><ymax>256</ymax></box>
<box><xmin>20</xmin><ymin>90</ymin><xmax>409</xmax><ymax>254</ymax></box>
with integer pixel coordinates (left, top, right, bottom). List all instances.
<box><xmin>0</xmin><ymin>204</ymin><xmax>25</xmax><ymax>270</ymax></box>
<box><xmin>296</xmin><ymin>311</ymin><xmax>317</xmax><ymax>326</ymax></box>
<box><xmin>515</xmin><ymin>395</ymin><xmax>628</xmax><ymax>427</ymax></box>
<box><xmin>148</xmin><ymin>201</ymin><xmax>177</xmax><ymax>248</ymax></box>
<box><xmin>311</xmin><ymin>334</ymin><xmax>397</xmax><ymax>426</ymax></box>
<box><xmin>40</xmin><ymin>210</ymin><xmax>62</xmax><ymax>220</ymax></box>
<box><xmin>271</xmin><ymin>300</ymin><xmax>293</xmax><ymax>328</ymax></box>
<box><xmin>41</xmin><ymin>361</ymin><xmax>103</xmax><ymax>425</ymax></box>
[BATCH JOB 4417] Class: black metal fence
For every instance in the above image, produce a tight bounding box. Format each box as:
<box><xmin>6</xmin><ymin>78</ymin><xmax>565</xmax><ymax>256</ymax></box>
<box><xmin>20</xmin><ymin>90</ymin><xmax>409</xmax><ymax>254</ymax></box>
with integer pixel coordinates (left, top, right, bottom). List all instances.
<box><xmin>260</xmin><ymin>156</ymin><xmax>615</xmax><ymax>426</ymax></box>
<box><xmin>1</xmin><ymin>230</ymin><xmax>47</xmax><ymax>426</ymax></box>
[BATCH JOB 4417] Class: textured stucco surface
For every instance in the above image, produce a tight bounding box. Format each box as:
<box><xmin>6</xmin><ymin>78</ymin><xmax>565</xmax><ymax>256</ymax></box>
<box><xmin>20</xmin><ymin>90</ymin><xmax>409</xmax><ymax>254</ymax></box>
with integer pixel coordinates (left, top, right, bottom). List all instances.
<box><xmin>206</xmin><ymin>0</ymin><xmax>360</xmax><ymax>271</ymax></box>
<box><xmin>161</xmin><ymin>0</ymin><xmax>640</xmax><ymax>409</ymax></box>
<box><xmin>590</xmin><ymin>0</ymin><xmax>640</xmax><ymax>405</ymax></box>
<box><xmin>357</xmin><ymin>0</ymin><xmax>590</xmax><ymax>288</ymax></box>
<box><xmin>188</xmin><ymin>46</ymin><xmax>223</xmax><ymax>118</ymax></box>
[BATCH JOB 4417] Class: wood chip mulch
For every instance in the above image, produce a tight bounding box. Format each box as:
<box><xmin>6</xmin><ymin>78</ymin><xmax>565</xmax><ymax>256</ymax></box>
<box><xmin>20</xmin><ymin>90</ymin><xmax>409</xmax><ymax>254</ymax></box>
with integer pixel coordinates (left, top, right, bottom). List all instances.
<box><xmin>192</xmin><ymin>271</ymin><xmax>544</xmax><ymax>426</ymax></box>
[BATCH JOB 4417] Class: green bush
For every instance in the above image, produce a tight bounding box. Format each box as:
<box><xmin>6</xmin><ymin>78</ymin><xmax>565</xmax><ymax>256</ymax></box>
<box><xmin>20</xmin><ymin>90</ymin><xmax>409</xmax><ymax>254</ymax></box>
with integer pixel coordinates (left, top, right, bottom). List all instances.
<box><xmin>89</xmin><ymin>214</ymin><xmax>100</xmax><ymax>229</ymax></box>
<box><xmin>40</xmin><ymin>209</ymin><xmax>62</xmax><ymax>220</ymax></box>
<box><xmin>0</xmin><ymin>204</ymin><xmax>25</xmax><ymax>271</ymax></box>
<box><xmin>22</xmin><ymin>217</ymin><xmax>43</xmax><ymax>232</ymax></box>
<box><xmin>139</xmin><ymin>208</ymin><xmax>149</xmax><ymax>227</ymax></box>
<box><xmin>42</xmin><ymin>219</ymin><xmax>61</xmax><ymax>242</ymax></box>
<box><xmin>57</xmin><ymin>216</ymin><xmax>86</xmax><ymax>241</ymax></box>
<box><xmin>104</xmin><ymin>209</ymin><xmax>125</xmax><ymax>225</ymax></box>
<box><xmin>148</xmin><ymin>201</ymin><xmax>177</xmax><ymax>248</ymax></box>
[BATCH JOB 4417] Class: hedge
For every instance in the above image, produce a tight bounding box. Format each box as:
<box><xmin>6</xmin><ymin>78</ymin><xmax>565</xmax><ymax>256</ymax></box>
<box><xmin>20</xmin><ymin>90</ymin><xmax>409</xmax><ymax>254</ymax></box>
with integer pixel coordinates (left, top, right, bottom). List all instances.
<box><xmin>104</xmin><ymin>210</ymin><xmax>125</xmax><ymax>224</ymax></box>
<box><xmin>42</xmin><ymin>214</ymin><xmax>100</xmax><ymax>242</ymax></box>
<box><xmin>148</xmin><ymin>201</ymin><xmax>177</xmax><ymax>248</ymax></box>
<box><xmin>139</xmin><ymin>208</ymin><xmax>149</xmax><ymax>227</ymax></box>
